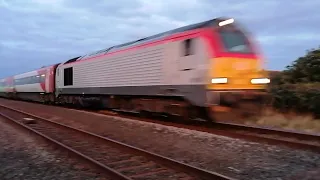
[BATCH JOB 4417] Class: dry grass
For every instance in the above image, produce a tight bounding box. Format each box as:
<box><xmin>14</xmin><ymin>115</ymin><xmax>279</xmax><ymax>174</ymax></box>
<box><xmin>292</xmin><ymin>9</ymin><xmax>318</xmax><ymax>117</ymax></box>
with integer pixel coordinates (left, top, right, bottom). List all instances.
<box><xmin>245</xmin><ymin>109</ymin><xmax>320</xmax><ymax>134</ymax></box>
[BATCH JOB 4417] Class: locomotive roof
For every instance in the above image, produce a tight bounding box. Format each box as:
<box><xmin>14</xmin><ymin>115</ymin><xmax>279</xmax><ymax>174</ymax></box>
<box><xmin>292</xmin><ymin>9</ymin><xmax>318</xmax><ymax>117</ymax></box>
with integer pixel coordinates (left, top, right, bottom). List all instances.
<box><xmin>64</xmin><ymin>17</ymin><xmax>230</xmax><ymax>64</ymax></box>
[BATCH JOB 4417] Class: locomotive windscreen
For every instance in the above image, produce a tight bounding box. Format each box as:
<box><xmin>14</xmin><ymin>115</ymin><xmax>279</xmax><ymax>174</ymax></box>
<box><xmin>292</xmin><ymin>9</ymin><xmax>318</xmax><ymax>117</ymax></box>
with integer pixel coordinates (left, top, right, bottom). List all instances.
<box><xmin>218</xmin><ymin>28</ymin><xmax>252</xmax><ymax>54</ymax></box>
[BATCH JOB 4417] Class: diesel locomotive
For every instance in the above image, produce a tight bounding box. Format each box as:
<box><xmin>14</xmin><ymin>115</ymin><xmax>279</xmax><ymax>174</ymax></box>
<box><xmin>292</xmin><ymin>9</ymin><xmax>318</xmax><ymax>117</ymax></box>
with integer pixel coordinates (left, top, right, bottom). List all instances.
<box><xmin>0</xmin><ymin>17</ymin><xmax>271</xmax><ymax>121</ymax></box>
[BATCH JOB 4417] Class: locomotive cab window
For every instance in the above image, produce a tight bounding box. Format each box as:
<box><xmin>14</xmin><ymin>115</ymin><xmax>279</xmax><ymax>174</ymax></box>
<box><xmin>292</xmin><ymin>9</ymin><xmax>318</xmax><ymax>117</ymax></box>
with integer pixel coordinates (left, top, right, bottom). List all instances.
<box><xmin>218</xmin><ymin>28</ymin><xmax>252</xmax><ymax>53</ymax></box>
<box><xmin>182</xmin><ymin>38</ymin><xmax>194</xmax><ymax>56</ymax></box>
<box><xmin>64</xmin><ymin>67</ymin><xmax>73</xmax><ymax>86</ymax></box>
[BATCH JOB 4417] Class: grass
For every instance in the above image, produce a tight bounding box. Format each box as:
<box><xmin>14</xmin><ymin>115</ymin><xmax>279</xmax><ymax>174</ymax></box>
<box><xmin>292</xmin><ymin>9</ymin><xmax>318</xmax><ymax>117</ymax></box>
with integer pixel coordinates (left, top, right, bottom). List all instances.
<box><xmin>245</xmin><ymin>108</ymin><xmax>320</xmax><ymax>134</ymax></box>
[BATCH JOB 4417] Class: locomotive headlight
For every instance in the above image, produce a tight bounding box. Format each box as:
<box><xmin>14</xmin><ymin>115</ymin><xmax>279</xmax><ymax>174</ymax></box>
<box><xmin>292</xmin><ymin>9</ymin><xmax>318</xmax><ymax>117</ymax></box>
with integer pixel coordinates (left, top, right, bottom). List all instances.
<box><xmin>219</xmin><ymin>18</ymin><xmax>234</xmax><ymax>26</ymax></box>
<box><xmin>211</xmin><ymin>78</ymin><xmax>228</xmax><ymax>84</ymax></box>
<box><xmin>251</xmin><ymin>78</ymin><xmax>270</xmax><ymax>84</ymax></box>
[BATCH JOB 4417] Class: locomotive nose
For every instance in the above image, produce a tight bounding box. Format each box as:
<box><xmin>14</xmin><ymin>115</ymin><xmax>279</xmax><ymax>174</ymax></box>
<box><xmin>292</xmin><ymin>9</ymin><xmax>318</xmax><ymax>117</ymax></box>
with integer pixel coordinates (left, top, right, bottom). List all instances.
<box><xmin>207</xmin><ymin>57</ymin><xmax>270</xmax><ymax>90</ymax></box>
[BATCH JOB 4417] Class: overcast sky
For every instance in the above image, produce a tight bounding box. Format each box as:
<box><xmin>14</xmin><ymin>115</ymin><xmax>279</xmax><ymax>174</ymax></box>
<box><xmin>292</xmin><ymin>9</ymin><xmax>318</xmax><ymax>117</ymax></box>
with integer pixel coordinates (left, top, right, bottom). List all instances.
<box><xmin>0</xmin><ymin>0</ymin><xmax>319</xmax><ymax>78</ymax></box>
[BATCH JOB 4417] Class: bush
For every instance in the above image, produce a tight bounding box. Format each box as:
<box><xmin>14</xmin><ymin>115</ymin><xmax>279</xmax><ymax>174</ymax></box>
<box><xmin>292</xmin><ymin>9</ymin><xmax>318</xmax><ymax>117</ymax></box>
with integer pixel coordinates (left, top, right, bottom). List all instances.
<box><xmin>267</xmin><ymin>47</ymin><xmax>320</xmax><ymax>118</ymax></box>
<box><xmin>269</xmin><ymin>83</ymin><xmax>320</xmax><ymax>118</ymax></box>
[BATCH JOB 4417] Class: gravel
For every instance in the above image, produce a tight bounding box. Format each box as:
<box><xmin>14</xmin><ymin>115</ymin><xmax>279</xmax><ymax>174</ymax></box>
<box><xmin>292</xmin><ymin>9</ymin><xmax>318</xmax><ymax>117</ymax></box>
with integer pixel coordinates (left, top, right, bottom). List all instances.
<box><xmin>0</xmin><ymin>116</ymin><xmax>112</xmax><ymax>180</ymax></box>
<box><xmin>1</xmin><ymin>98</ymin><xmax>320</xmax><ymax>180</ymax></box>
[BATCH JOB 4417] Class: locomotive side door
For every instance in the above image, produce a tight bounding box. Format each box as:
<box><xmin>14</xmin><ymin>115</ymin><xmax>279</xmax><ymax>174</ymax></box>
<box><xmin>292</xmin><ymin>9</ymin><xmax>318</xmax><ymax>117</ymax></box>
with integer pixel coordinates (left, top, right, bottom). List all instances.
<box><xmin>162</xmin><ymin>37</ymin><xmax>207</xmax><ymax>86</ymax></box>
<box><xmin>177</xmin><ymin>38</ymin><xmax>205</xmax><ymax>85</ymax></box>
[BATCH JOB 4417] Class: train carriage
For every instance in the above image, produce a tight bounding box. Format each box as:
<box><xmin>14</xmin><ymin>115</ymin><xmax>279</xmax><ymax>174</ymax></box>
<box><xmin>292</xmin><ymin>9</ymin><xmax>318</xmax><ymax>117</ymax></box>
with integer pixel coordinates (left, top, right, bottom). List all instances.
<box><xmin>10</xmin><ymin>64</ymin><xmax>59</xmax><ymax>102</ymax></box>
<box><xmin>54</xmin><ymin>17</ymin><xmax>271</xmax><ymax>121</ymax></box>
<box><xmin>0</xmin><ymin>77</ymin><xmax>15</xmax><ymax>98</ymax></box>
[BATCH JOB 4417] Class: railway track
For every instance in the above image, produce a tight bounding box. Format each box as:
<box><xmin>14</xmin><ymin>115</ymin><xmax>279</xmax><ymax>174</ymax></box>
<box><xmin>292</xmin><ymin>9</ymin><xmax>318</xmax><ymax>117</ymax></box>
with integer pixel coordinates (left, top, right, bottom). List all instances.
<box><xmin>0</xmin><ymin>104</ymin><xmax>234</xmax><ymax>180</ymax></box>
<box><xmin>212</xmin><ymin>122</ymin><xmax>320</xmax><ymax>152</ymax></box>
<box><xmin>1</xmin><ymin>98</ymin><xmax>319</xmax><ymax>153</ymax></box>
<box><xmin>97</xmin><ymin>109</ymin><xmax>320</xmax><ymax>153</ymax></box>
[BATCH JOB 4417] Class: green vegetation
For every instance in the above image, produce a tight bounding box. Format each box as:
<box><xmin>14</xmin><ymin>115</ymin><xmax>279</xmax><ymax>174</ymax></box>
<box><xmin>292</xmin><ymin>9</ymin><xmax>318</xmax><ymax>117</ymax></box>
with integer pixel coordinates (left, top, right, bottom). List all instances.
<box><xmin>268</xmin><ymin>47</ymin><xmax>320</xmax><ymax>119</ymax></box>
<box><xmin>244</xmin><ymin>47</ymin><xmax>320</xmax><ymax>133</ymax></box>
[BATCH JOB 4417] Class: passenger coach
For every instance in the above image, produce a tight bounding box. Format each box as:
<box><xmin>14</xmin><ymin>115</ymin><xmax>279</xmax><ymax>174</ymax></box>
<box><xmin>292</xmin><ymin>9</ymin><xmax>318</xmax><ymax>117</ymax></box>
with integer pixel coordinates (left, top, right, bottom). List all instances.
<box><xmin>0</xmin><ymin>64</ymin><xmax>58</xmax><ymax>102</ymax></box>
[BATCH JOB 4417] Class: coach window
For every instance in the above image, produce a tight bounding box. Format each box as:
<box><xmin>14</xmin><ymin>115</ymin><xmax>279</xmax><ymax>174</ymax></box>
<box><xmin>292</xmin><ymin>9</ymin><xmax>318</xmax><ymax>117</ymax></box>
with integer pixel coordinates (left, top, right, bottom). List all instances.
<box><xmin>26</xmin><ymin>77</ymin><xmax>30</xmax><ymax>84</ymax></box>
<box><xmin>40</xmin><ymin>74</ymin><xmax>45</xmax><ymax>83</ymax></box>
<box><xmin>35</xmin><ymin>76</ymin><xmax>40</xmax><ymax>84</ymax></box>
<box><xmin>29</xmin><ymin>77</ymin><xmax>33</xmax><ymax>84</ymax></box>
<box><xmin>182</xmin><ymin>39</ymin><xmax>194</xmax><ymax>56</ymax></box>
<box><xmin>25</xmin><ymin>77</ymin><xmax>29</xmax><ymax>84</ymax></box>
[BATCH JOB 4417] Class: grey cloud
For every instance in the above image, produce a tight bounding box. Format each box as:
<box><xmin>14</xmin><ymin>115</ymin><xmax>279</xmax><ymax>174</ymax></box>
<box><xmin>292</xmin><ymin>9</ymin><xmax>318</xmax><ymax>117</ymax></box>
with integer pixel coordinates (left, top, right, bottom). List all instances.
<box><xmin>0</xmin><ymin>0</ymin><xmax>319</xmax><ymax>78</ymax></box>
<box><xmin>63</xmin><ymin>0</ymin><xmax>141</xmax><ymax>16</ymax></box>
